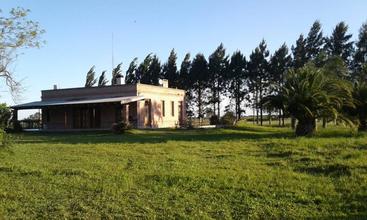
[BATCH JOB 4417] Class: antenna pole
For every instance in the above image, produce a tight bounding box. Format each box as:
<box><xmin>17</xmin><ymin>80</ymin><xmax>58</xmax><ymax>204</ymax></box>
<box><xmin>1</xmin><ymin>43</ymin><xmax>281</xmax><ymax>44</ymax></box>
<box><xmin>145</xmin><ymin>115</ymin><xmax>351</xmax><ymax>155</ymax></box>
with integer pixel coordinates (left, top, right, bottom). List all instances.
<box><xmin>112</xmin><ymin>32</ymin><xmax>114</xmax><ymax>71</ymax></box>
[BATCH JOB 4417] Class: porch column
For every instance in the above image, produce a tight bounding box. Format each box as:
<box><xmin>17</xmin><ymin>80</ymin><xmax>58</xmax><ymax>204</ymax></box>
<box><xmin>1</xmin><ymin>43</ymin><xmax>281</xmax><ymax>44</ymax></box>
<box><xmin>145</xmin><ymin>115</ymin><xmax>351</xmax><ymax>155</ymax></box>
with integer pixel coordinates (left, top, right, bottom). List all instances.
<box><xmin>122</xmin><ymin>104</ymin><xmax>129</xmax><ymax>123</ymax></box>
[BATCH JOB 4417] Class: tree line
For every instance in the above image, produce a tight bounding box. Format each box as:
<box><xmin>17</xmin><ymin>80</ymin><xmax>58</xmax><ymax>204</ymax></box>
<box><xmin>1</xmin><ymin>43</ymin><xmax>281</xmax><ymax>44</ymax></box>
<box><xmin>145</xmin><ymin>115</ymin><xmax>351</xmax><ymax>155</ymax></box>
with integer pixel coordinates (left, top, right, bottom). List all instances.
<box><xmin>84</xmin><ymin>20</ymin><xmax>367</xmax><ymax>135</ymax></box>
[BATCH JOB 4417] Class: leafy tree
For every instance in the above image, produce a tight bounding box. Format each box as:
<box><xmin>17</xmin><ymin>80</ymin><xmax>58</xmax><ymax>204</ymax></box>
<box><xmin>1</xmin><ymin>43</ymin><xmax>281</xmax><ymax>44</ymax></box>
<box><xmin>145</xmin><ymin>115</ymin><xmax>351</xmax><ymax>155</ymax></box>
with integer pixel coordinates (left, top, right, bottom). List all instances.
<box><xmin>97</xmin><ymin>70</ymin><xmax>108</xmax><ymax>86</ymax></box>
<box><xmin>111</xmin><ymin>63</ymin><xmax>123</xmax><ymax>85</ymax></box>
<box><xmin>269</xmin><ymin>43</ymin><xmax>292</xmax><ymax>125</ymax></box>
<box><xmin>227</xmin><ymin>51</ymin><xmax>247</xmax><ymax>120</ymax></box>
<box><xmin>125</xmin><ymin>57</ymin><xmax>138</xmax><ymax>84</ymax></box>
<box><xmin>162</xmin><ymin>49</ymin><xmax>179</xmax><ymax>88</ymax></box>
<box><xmin>280</xmin><ymin>64</ymin><xmax>354</xmax><ymax>136</ymax></box>
<box><xmin>0</xmin><ymin>7</ymin><xmax>45</xmax><ymax>96</ymax></box>
<box><xmin>137</xmin><ymin>54</ymin><xmax>152</xmax><ymax>83</ymax></box>
<box><xmin>247</xmin><ymin>40</ymin><xmax>270</xmax><ymax>125</ymax></box>
<box><xmin>190</xmin><ymin>53</ymin><xmax>209</xmax><ymax>119</ymax></box>
<box><xmin>85</xmin><ymin>66</ymin><xmax>97</xmax><ymax>87</ymax></box>
<box><xmin>305</xmin><ymin>20</ymin><xmax>324</xmax><ymax>60</ymax></box>
<box><xmin>353</xmin><ymin>21</ymin><xmax>367</xmax><ymax>74</ymax></box>
<box><xmin>292</xmin><ymin>34</ymin><xmax>308</xmax><ymax>69</ymax></box>
<box><xmin>208</xmin><ymin>43</ymin><xmax>228</xmax><ymax>117</ymax></box>
<box><xmin>325</xmin><ymin>22</ymin><xmax>354</xmax><ymax>65</ymax></box>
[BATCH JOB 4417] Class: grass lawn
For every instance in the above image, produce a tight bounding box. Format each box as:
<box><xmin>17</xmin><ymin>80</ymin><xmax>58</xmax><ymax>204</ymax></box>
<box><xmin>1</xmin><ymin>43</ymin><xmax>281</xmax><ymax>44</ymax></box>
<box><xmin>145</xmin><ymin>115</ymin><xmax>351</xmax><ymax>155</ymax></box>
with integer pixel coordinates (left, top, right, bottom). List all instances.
<box><xmin>0</xmin><ymin>123</ymin><xmax>367</xmax><ymax>219</ymax></box>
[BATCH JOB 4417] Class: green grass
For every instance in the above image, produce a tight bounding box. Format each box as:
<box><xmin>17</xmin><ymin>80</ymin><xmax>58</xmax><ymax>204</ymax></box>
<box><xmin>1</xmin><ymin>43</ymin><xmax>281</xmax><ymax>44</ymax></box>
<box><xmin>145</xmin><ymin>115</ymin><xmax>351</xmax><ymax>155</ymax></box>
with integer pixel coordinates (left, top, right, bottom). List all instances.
<box><xmin>0</xmin><ymin>123</ymin><xmax>367</xmax><ymax>219</ymax></box>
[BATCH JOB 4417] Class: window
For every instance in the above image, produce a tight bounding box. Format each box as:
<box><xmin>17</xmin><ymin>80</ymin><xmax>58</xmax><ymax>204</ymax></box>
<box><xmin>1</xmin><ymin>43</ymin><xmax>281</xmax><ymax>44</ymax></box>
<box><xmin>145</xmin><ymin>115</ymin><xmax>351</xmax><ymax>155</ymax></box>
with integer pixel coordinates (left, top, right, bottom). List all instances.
<box><xmin>171</xmin><ymin>101</ymin><xmax>174</xmax><ymax>116</ymax></box>
<box><xmin>162</xmin><ymin>100</ymin><xmax>165</xmax><ymax>117</ymax></box>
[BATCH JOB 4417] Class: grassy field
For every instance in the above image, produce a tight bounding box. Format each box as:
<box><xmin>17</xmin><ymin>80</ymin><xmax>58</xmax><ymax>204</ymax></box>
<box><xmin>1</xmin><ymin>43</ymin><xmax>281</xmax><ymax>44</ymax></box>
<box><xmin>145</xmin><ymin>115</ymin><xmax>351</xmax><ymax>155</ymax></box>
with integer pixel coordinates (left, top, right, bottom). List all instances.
<box><xmin>0</xmin><ymin>123</ymin><xmax>366</xmax><ymax>219</ymax></box>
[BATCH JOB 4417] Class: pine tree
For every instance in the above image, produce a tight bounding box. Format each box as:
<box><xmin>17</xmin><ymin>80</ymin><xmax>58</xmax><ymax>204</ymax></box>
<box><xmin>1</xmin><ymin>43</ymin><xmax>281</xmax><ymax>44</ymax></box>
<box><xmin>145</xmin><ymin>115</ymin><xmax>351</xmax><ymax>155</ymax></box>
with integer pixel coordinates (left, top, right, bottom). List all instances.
<box><xmin>269</xmin><ymin>43</ymin><xmax>292</xmax><ymax>125</ymax></box>
<box><xmin>148</xmin><ymin>55</ymin><xmax>161</xmax><ymax>85</ymax></box>
<box><xmin>247</xmin><ymin>40</ymin><xmax>270</xmax><ymax>125</ymax></box>
<box><xmin>125</xmin><ymin>57</ymin><xmax>138</xmax><ymax>84</ymax></box>
<box><xmin>140</xmin><ymin>55</ymin><xmax>161</xmax><ymax>85</ymax></box>
<box><xmin>179</xmin><ymin>53</ymin><xmax>194</xmax><ymax>117</ymax></box>
<box><xmin>85</xmin><ymin>66</ymin><xmax>97</xmax><ymax>87</ymax></box>
<box><xmin>354</xmin><ymin>21</ymin><xmax>367</xmax><ymax>74</ymax></box>
<box><xmin>227</xmin><ymin>51</ymin><xmax>247</xmax><ymax>120</ymax></box>
<box><xmin>325</xmin><ymin>22</ymin><xmax>354</xmax><ymax>65</ymax></box>
<box><xmin>208</xmin><ymin>43</ymin><xmax>228</xmax><ymax>118</ymax></box>
<box><xmin>97</xmin><ymin>70</ymin><xmax>108</xmax><ymax>86</ymax></box>
<box><xmin>111</xmin><ymin>63</ymin><xmax>123</xmax><ymax>85</ymax></box>
<box><xmin>306</xmin><ymin>20</ymin><xmax>324</xmax><ymax>60</ymax></box>
<box><xmin>292</xmin><ymin>34</ymin><xmax>308</xmax><ymax>69</ymax></box>
<box><xmin>162</xmin><ymin>49</ymin><xmax>179</xmax><ymax>88</ymax></box>
<box><xmin>137</xmin><ymin>54</ymin><xmax>153</xmax><ymax>83</ymax></box>
<box><xmin>190</xmin><ymin>53</ymin><xmax>209</xmax><ymax>120</ymax></box>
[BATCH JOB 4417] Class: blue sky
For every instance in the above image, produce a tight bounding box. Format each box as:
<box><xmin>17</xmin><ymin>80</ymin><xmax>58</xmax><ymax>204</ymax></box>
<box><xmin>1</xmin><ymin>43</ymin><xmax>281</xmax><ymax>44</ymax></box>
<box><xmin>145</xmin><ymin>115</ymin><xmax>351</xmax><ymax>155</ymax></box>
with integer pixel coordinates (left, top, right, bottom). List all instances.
<box><xmin>1</xmin><ymin>0</ymin><xmax>367</xmax><ymax>117</ymax></box>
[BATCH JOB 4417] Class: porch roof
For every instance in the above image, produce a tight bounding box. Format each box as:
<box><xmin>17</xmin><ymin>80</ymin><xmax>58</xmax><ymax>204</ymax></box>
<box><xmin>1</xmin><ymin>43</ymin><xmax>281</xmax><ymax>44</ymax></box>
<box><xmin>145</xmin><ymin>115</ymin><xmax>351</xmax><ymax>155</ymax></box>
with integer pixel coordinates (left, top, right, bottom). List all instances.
<box><xmin>11</xmin><ymin>96</ymin><xmax>145</xmax><ymax>110</ymax></box>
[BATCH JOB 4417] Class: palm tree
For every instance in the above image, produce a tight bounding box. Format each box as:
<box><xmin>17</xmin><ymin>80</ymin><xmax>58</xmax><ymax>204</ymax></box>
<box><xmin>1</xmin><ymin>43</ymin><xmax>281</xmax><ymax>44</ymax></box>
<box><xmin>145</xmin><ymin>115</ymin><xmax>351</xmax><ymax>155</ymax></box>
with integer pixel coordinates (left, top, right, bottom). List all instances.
<box><xmin>271</xmin><ymin>64</ymin><xmax>354</xmax><ymax>136</ymax></box>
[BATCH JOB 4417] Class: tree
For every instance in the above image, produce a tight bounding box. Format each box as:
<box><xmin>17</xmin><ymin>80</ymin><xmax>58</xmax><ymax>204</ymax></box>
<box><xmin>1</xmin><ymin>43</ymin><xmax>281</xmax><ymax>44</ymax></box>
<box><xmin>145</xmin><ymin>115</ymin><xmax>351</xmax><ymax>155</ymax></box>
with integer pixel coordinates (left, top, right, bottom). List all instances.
<box><xmin>353</xmin><ymin>21</ymin><xmax>367</xmax><ymax>74</ymax></box>
<box><xmin>85</xmin><ymin>66</ymin><xmax>97</xmax><ymax>87</ymax></box>
<box><xmin>280</xmin><ymin>64</ymin><xmax>354</xmax><ymax>136</ymax></box>
<box><xmin>97</xmin><ymin>70</ymin><xmax>108</xmax><ymax>86</ymax></box>
<box><xmin>140</xmin><ymin>55</ymin><xmax>161</xmax><ymax>85</ymax></box>
<box><xmin>227</xmin><ymin>51</ymin><xmax>247</xmax><ymax>120</ymax></box>
<box><xmin>247</xmin><ymin>40</ymin><xmax>270</xmax><ymax>125</ymax></box>
<box><xmin>208</xmin><ymin>43</ymin><xmax>228</xmax><ymax>118</ymax></box>
<box><xmin>111</xmin><ymin>63</ymin><xmax>123</xmax><ymax>85</ymax></box>
<box><xmin>162</xmin><ymin>49</ymin><xmax>179</xmax><ymax>88</ymax></box>
<box><xmin>269</xmin><ymin>43</ymin><xmax>292</xmax><ymax>125</ymax></box>
<box><xmin>125</xmin><ymin>57</ymin><xmax>138</xmax><ymax>84</ymax></box>
<box><xmin>325</xmin><ymin>22</ymin><xmax>354</xmax><ymax>65</ymax></box>
<box><xmin>137</xmin><ymin>54</ymin><xmax>152</xmax><ymax>84</ymax></box>
<box><xmin>0</xmin><ymin>7</ymin><xmax>45</xmax><ymax>96</ymax></box>
<box><xmin>305</xmin><ymin>20</ymin><xmax>324</xmax><ymax>60</ymax></box>
<box><xmin>141</xmin><ymin>55</ymin><xmax>162</xmax><ymax>85</ymax></box>
<box><xmin>179</xmin><ymin>53</ymin><xmax>194</xmax><ymax>117</ymax></box>
<box><xmin>190</xmin><ymin>53</ymin><xmax>209</xmax><ymax>120</ymax></box>
<box><xmin>292</xmin><ymin>34</ymin><xmax>308</xmax><ymax>69</ymax></box>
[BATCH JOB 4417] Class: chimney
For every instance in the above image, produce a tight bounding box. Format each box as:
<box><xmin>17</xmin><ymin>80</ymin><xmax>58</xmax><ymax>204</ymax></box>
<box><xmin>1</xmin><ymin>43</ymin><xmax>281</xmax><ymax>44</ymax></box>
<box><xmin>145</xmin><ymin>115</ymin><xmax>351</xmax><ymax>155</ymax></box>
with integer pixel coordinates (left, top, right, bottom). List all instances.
<box><xmin>160</xmin><ymin>79</ymin><xmax>169</xmax><ymax>88</ymax></box>
<box><xmin>53</xmin><ymin>84</ymin><xmax>57</xmax><ymax>90</ymax></box>
<box><xmin>116</xmin><ymin>77</ymin><xmax>121</xmax><ymax>85</ymax></box>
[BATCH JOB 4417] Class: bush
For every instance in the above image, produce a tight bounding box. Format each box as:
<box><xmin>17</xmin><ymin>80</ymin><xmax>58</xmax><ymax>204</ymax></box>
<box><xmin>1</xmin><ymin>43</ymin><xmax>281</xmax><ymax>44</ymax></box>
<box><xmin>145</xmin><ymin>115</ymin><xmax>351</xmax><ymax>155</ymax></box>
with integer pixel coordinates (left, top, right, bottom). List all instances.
<box><xmin>220</xmin><ymin>112</ymin><xmax>236</xmax><ymax>127</ymax></box>
<box><xmin>0</xmin><ymin>104</ymin><xmax>11</xmax><ymax>128</ymax></box>
<box><xmin>209</xmin><ymin>115</ymin><xmax>219</xmax><ymax>125</ymax></box>
<box><xmin>112</xmin><ymin>121</ymin><xmax>130</xmax><ymax>134</ymax></box>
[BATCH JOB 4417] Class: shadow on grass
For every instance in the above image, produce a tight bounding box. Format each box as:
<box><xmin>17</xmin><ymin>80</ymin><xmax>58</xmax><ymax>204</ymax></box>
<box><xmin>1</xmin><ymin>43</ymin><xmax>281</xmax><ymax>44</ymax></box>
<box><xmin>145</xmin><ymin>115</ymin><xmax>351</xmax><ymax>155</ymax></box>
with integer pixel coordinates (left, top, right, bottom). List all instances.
<box><xmin>14</xmin><ymin>127</ymin><xmax>295</xmax><ymax>145</ymax></box>
<box><xmin>12</xmin><ymin>124</ymin><xmax>361</xmax><ymax>145</ymax></box>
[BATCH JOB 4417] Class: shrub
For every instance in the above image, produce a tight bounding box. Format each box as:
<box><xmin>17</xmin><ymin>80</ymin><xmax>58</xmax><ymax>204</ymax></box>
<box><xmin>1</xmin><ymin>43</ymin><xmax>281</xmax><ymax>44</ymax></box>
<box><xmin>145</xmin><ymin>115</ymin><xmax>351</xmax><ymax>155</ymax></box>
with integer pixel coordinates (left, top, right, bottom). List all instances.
<box><xmin>220</xmin><ymin>112</ymin><xmax>236</xmax><ymax>127</ymax></box>
<box><xmin>0</xmin><ymin>129</ymin><xmax>13</xmax><ymax>148</ymax></box>
<box><xmin>112</xmin><ymin>121</ymin><xmax>130</xmax><ymax>134</ymax></box>
<box><xmin>209</xmin><ymin>115</ymin><xmax>219</xmax><ymax>125</ymax></box>
<box><xmin>0</xmin><ymin>104</ymin><xmax>11</xmax><ymax>128</ymax></box>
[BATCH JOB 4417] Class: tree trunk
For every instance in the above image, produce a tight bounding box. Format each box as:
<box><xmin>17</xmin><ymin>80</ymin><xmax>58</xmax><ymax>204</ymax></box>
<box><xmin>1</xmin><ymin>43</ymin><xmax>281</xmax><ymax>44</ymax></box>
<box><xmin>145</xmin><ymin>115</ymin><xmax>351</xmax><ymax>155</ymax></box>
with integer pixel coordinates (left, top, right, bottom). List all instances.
<box><xmin>282</xmin><ymin>109</ymin><xmax>285</xmax><ymax>127</ymax></box>
<box><xmin>322</xmin><ymin>118</ymin><xmax>327</xmax><ymax>128</ymax></box>
<box><xmin>359</xmin><ymin>114</ymin><xmax>367</xmax><ymax>131</ymax></box>
<box><xmin>291</xmin><ymin>116</ymin><xmax>296</xmax><ymax>130</ymax></box>
<box><xmin>278</xmin><ymin>109</ymin><xmax>281</xmax><ymax>126</ymax></box>
<box><xmin>295</xmin><ymin>119</ymin><xmax>316</xmax><ymax>136</ymax></box>
<box><xmin>268</xmin><ymin>110</ymin><xmax>271</xmax><ymax>125</ymax></box>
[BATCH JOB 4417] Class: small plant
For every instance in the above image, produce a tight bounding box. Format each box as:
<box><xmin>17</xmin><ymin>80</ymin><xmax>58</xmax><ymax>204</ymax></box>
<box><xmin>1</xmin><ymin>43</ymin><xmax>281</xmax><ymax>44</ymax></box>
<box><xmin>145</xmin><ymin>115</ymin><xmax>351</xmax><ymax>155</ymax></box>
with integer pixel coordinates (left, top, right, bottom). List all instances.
<box><xmin>220</xmin><ymin>112</ymin><xmax>236</xmax><ymax>127</ymax></box>
<box><xmin>209</xmin><ymin>115</ymin><xmax>219</xmax><ymax>125</ymax></box>
<box><xmin>0</xmin><ymin>129</ymin><xmax>13</xmax><ymax>148</ymax></box>
<box><xmin>112</xmin><ymin>121</ymin><xmax>130</xmax><ymax>134</ymax></box>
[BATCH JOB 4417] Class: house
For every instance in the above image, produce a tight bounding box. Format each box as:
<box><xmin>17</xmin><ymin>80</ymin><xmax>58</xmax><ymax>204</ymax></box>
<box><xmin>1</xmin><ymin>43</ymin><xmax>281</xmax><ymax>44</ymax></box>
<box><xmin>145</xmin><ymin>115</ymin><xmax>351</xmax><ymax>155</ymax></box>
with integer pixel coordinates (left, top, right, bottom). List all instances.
<box><xmin>11</xmin><ymin>80</ymin><xmax>186</xmax><ymax>130</ymax></box>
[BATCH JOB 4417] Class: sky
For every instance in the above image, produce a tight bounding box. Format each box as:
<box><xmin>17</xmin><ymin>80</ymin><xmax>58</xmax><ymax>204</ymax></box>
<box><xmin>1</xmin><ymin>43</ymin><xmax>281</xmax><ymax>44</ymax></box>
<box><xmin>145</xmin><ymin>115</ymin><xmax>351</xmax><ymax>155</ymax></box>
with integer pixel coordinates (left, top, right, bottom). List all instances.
<box><xmin>1</xmin><ymin>0</ymin><xmax>367</xmax><ymax>118</ymax></box>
